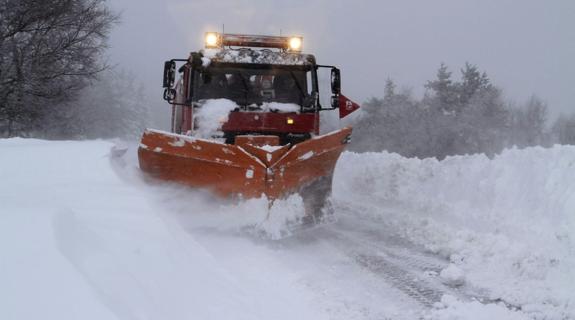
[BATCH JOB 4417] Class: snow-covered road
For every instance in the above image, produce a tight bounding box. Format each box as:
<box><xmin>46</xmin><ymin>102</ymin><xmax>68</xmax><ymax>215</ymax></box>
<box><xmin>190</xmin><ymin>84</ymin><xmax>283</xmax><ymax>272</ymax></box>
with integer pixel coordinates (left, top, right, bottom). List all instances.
<box><xmin>1</xmin><ymin>138</ymin><xmax>573</xmax><ymax>319</ymax></box>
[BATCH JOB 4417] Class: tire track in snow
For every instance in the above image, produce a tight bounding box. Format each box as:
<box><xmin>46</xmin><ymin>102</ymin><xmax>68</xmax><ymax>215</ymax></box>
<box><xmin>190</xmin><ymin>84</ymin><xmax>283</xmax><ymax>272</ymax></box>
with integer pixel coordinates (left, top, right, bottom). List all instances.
<box><xmin>354</xmin><ymin>254</ymin><xmax>443</xmax><ymax>307</ymax></box>
<box><xmin>315</xmin><ymin>208</ymin><xmax>467</xmax><ymax>308</ymax></box>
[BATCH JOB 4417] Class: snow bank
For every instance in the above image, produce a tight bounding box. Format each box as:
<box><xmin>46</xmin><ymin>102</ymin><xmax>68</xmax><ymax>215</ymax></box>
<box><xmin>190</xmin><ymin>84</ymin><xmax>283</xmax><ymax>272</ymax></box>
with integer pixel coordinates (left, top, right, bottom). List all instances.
<box><xmin>334</xmin><ymin>146</ymin><xmax>575</xmax><ymax>319</ymax></box>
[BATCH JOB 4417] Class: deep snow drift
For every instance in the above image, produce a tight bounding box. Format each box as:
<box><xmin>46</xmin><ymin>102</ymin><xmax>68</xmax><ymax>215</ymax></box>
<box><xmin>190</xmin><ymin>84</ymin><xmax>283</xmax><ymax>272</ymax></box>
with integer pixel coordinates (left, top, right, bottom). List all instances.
<box><xmin>0</xmin><ymin>138</ymin><xmax>573</xmax><ymax>320</ymax></box>
<box><xmin>334</xmin><ymin>147</ymin><xmax>575</xmax><ymax>319</ymax></box>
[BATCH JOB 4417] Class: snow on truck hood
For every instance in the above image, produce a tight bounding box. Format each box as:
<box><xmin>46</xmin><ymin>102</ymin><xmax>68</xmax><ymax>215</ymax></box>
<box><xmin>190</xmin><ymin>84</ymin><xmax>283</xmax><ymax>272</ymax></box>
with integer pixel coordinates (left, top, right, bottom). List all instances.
<box><xmin>201</xmin><ymin>48</ymin><xmax>314</xmax><ymax>66</ymax></box>
<box><xmin>193</xmin><ymin>99</ymin><xmax>300</xmax><ymax>139</ymax></box>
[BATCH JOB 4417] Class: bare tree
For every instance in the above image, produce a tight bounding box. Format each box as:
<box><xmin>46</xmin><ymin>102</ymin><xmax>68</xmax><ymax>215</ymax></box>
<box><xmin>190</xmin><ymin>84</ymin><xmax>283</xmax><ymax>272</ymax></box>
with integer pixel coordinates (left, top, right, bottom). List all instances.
<box><xmin>0</xmin><ymin>0</ymin><xmax>119</xmax><ymax>137</ymax></box>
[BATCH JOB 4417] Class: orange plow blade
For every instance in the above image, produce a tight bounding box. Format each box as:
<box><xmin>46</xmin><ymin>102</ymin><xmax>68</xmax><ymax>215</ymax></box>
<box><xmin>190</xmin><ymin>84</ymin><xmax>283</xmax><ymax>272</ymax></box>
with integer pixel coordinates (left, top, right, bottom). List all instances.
<box><xmin>138</xmin><ymin>127</ymin><xmax>352</xmax><ymax>213</ymax></box>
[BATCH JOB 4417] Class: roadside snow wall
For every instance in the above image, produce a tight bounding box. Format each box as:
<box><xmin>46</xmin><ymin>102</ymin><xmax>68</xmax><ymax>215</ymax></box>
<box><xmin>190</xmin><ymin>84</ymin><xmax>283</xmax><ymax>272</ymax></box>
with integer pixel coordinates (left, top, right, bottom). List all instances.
<box><xmin>334</xmin><ymin>146</ymin><xmax>575</xmax><ymax>319</ymax></box>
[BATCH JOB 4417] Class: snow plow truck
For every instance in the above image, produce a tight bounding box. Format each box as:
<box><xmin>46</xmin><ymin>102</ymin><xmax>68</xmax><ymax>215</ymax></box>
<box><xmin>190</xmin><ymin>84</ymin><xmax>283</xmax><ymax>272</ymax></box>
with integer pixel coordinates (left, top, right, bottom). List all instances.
<box><xmin>138</xmin><ymin>32</ymin><xmax>359</xmax><ymax>220</ymax></box>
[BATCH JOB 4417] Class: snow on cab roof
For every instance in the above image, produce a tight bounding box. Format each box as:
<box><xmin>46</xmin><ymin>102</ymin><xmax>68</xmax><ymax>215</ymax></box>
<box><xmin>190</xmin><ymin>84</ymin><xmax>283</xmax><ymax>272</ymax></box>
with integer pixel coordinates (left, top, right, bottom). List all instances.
<box><xmin>201</xmin><ymin>48</ymin><xmax>315</xmax><ymax>66</ymax></box>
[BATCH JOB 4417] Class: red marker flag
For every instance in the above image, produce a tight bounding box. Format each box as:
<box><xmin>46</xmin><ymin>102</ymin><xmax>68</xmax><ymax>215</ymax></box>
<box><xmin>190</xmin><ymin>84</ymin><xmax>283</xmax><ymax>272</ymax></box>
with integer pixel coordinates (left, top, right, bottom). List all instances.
<box><xmin>338</xmin><ymin>94</ymin><xmax>360</xmax><ymax>119</ymax></box>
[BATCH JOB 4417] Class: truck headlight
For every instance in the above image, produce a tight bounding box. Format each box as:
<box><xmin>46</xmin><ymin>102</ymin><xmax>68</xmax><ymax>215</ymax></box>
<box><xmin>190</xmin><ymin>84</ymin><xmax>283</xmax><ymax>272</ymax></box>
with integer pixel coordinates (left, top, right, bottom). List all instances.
<box><xmin>288</xmin><ymin>37</ymin><xmax>302</xmax><ymax>51</ymax></box>
<box><xmin>205</xmin><ymin>32</ymin><xmax>220</xmax><ymax>48</ymax></box>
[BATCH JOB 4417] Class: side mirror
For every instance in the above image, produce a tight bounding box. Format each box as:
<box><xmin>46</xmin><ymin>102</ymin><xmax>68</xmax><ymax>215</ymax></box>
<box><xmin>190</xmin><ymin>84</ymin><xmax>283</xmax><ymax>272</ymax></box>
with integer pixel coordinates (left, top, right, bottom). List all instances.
<box><xmin>331</xmin><ymin>68</ymin><xmax>341</xmax><ymax>95</ymax></box>
<box><xmin>163</xmin><ymin>88</ymin><xmax>176</xmax><ymax>102</ymax></box>
<box><xmin>163</xmin><ymin>60</ymin><xmax>176</xmax><ymax>88</ymax></box>
<box><xmin>331</xmin><ymin>95</ymin><xmax>339</xmax><ymax>109</ymax></box>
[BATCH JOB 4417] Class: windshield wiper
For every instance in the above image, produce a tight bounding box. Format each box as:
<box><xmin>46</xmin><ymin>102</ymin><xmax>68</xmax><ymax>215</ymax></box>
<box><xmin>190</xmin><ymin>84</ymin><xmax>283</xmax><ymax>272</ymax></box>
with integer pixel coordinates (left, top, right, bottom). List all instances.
<box><xmin>289</xmin><ymin>71</ymin><xmax>306</xmax><ymax>108</ymax></box>
<box><xmin>236</xmin><ymin>72</ymin><xmax>250</xmax><ymax>104</ymax></box>
<box><xmin>289</xmin><ymin>71</ymin><xmax>305</xmax><ymax>99</ymax></box>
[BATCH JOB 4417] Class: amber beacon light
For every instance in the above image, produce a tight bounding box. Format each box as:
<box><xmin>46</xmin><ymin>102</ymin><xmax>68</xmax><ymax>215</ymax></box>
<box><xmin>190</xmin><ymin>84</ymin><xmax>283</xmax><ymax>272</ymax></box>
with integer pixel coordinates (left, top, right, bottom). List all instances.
<box><xmin>204</xmin><ymin>32</ymin><xmax>303</xmax><ymax>51</ymax></box>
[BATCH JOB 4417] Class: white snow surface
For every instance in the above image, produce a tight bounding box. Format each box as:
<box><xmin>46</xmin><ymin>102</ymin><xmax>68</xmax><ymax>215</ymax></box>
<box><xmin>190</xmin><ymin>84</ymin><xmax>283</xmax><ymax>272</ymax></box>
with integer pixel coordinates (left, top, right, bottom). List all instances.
<box><xmin>439</xmin><ymin>264</ymin><xmax>465</xmax><ymax>287</ymax></box>
<box><xmin>258</xmin><ymin>102</ymin><xmax>300</xmax><ymax>113</ymax></box>
<box><xmin>334</xmin><ymin>146</ymin><xmax>575</xmax><ymax>319</ymax></box>
<box><xmin>426</xmin><ymin>295</ymin><xmax>529</xmax><ymax>320</ymax></box>
<box><xmin>202</xmin><ymin>48</ymin><xmax>311</xmax><ymax>65</ymax></box>
<box><xmin>259</xmin><ymin>144</ymin><xmax>283</xmax><ymax>152</ymax></box>
<box><xmin>1</xmin><ymin>138</ymin><xmax>574</xmax><ymax>320</ymax></box>
<box><xmin>299</xmin><ymin>150</ymin><xmax>315</xmax><ymax>160</ymax></box>
<box><xmin>0</xmin><ymin>138</ymin><xmax>317</xmax><ymax>320</ymax></box>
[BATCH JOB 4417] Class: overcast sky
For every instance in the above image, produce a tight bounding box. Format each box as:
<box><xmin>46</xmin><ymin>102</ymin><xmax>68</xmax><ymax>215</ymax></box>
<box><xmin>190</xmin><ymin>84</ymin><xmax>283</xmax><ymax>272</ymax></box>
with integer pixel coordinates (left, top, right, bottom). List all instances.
<box><xmin>108</xmin><ymin>0</ymin><xmax>575</xmax><ymax>117</ymax></box>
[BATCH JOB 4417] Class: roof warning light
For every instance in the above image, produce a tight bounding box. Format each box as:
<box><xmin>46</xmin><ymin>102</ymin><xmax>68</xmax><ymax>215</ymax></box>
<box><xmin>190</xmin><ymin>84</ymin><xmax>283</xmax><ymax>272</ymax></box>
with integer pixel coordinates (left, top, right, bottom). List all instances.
<box><xmin>205</xmin><ymin>32</ymin><xmax>303</xmax><ymax>52</ymax></box>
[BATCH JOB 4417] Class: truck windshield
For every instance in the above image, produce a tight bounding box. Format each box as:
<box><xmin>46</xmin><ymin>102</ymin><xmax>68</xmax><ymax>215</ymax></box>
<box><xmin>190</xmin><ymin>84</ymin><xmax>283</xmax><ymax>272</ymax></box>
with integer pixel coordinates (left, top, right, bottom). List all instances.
<box><xmin>195</xmin><ymin>66</ymin><xmax>312</xmax><ymax>108</ymax></box>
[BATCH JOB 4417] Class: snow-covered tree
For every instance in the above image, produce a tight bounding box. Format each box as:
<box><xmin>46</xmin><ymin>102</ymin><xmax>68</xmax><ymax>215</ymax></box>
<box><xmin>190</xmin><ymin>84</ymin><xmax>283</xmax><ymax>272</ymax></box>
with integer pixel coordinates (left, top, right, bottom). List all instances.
<box><xmin>350</xmin><ymin>63</ymin><xmax>551</xmax><ymax>159</ymax></box>
<box><xmin>458</xmin><ymin>62</ymin><xmax>491</xmax><ymax>106</ymax></box>
<box><xmin>458</xmin><ymin>86</ymin><xmax>508</xmax><ymax>156</ymax></box>
<box><xmin>507</xmin><ymin>96</ymin><xmax>549</xmax><ymax>148</ymax></box>
<box><xmin>425</xmin><ymin>63</ymin><xmax>459</xmax><ymax>114</ymax></box>
<box><xmin>551</xmin><ymin>114</ymin><xmax>575</xmax><ymax>145</ymax></box>
<box><xmin>383</xmin><ymin>78</ymin><xmax>396</xmax><ymax>102</ymax></box>
<box><xmin>523</xmin><ymin>96</ymin><xmax>548</xmax><ymax>145</ymax></box>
